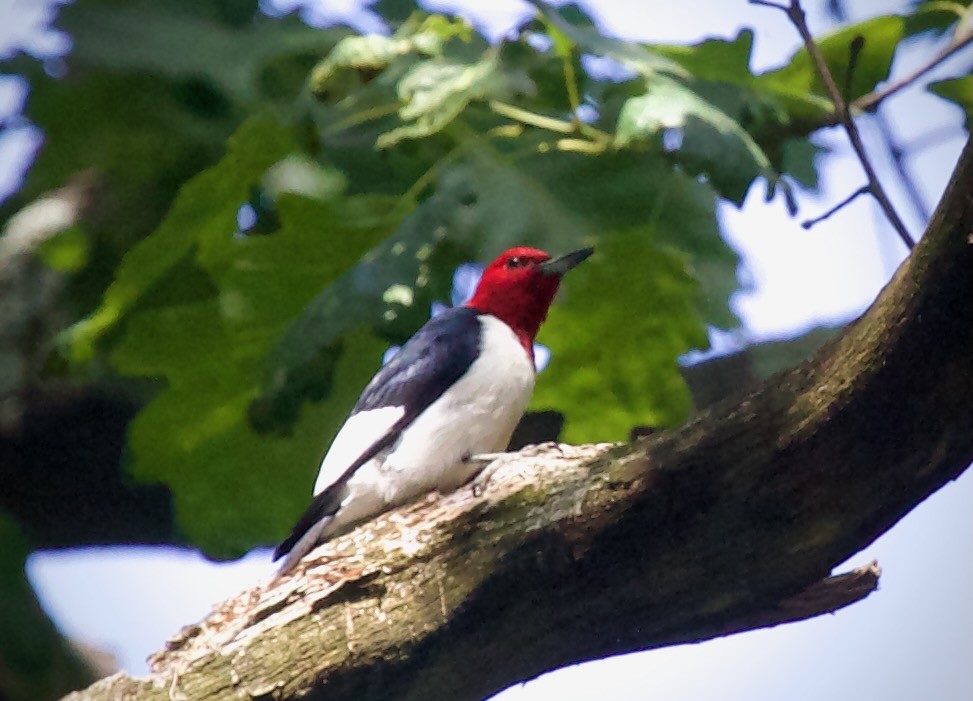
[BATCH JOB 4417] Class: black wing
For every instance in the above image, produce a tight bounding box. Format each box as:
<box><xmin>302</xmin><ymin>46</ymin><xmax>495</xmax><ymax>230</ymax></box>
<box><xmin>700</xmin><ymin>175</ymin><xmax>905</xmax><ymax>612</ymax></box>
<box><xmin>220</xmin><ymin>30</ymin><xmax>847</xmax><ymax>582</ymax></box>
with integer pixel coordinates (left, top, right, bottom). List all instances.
<box><xmin>352</xmin><ymin>306</ymin><xmax>482</xmax><ymax>414</ymax></box>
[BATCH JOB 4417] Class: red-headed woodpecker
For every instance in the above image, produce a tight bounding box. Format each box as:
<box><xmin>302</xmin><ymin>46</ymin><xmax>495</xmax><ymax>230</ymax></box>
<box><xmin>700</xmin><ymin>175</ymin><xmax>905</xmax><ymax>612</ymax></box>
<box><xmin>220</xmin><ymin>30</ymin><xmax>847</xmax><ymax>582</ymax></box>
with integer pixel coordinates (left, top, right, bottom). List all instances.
<box><xmin>273</xmin><ymin>246</ymin><xmax>593</xmax><ymax>574</ymax></box>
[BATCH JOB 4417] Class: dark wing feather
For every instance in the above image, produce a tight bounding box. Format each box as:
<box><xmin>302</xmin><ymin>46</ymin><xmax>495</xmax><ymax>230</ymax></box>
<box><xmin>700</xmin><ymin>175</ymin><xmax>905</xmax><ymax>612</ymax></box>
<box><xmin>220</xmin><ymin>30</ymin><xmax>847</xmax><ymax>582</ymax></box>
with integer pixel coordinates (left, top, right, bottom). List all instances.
<box><xmin>272</xmin><ymin>488</ymin><xmax>342</xmax><ymax>561</ymax></box>
<box><xmin>351</xmin><ymin>306</ymin><xmax>482</xmax><ymax>414</ymax></box>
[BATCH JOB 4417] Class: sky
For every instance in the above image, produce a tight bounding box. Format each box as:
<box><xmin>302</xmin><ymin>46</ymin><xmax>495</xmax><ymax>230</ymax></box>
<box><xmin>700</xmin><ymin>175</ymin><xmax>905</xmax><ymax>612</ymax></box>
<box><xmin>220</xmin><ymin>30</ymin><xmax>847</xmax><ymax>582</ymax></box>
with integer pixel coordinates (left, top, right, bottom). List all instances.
<box><xmin>2</xmin><ymin>0</ymin><xmax>971</xmax><ymax>699</ymax></box>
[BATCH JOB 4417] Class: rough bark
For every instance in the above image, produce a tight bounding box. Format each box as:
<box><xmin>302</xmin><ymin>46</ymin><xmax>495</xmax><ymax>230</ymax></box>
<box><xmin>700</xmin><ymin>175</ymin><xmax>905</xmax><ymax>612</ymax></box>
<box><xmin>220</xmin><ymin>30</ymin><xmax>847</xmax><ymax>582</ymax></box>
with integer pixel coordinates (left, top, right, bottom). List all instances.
<box><xmin>64</xmin><ymin>133</ymin><xmax>973</xmax><ymax>701</ymax></box>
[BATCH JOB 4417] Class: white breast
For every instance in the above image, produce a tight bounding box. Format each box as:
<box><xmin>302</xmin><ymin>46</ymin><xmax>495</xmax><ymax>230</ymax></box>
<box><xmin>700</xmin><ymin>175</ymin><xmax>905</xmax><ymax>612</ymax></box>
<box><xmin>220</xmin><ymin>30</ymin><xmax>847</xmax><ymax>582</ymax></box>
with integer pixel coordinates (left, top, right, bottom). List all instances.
<box><xmin>341</xmin><ymin>314</ymin><xmax>536</xmax><ymax>517</ymax></box>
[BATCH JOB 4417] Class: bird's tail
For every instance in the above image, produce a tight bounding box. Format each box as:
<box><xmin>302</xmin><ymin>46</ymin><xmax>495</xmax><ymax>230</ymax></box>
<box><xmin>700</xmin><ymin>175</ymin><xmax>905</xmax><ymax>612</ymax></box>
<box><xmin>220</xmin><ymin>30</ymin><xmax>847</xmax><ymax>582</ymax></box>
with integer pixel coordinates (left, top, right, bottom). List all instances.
<box><xmin>273</xmin><ymin>487</ymin><xmax>342</xmax><ymax>576</ymax></box>
<box><xmin>274</xmin><ymin>515</ymin><xmax>333</xmax><ymax>576</ymax></box>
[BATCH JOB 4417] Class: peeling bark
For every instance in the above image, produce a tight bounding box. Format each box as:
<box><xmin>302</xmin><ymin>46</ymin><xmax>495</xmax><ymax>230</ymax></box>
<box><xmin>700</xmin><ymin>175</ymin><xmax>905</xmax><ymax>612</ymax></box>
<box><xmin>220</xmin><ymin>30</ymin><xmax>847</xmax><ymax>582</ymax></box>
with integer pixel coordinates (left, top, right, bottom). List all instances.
<box><xmin>63</xmin><ymin>134</ymin><xmax>973</xmax><ymax>701</ymax></box>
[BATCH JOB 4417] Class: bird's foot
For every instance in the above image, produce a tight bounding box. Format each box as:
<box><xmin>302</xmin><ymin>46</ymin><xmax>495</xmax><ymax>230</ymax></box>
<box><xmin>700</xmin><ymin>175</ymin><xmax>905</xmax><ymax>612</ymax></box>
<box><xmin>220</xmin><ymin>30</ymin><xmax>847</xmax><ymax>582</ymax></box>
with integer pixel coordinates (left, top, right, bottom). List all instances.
<box><xmin>467</xmin><ymin>443</ymin><xmax>566</xmax><ymax>496</ymax></box>
<box><xmin>466</xmin><ymin>452</ymin><xmax>511</xmax><ymax>496</ymax></box>
<box><xmin>520</xmin><ymin>440</ymin><xmax>564</xmax><ymax>457</ymax></box>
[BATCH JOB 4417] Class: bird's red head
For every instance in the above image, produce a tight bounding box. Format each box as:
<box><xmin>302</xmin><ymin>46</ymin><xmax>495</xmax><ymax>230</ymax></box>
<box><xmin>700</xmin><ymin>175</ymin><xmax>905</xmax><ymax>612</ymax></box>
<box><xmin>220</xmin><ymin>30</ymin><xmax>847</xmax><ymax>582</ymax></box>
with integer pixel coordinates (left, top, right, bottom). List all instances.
<box><xmin>466</xmin><ymin>246</ymin><xmax>593</xmax><ymax>356</ymax></box>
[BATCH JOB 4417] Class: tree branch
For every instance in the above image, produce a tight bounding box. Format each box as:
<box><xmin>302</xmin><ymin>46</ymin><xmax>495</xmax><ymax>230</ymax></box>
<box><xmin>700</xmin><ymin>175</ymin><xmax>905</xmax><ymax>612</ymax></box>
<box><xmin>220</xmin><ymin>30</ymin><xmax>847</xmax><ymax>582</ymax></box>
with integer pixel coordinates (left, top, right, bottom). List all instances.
<box><xmin>682</xmin><ymin>561</ymin><xmax>881</xmax><ymax>645</ymax></box>
<box><xmin>64</xmin><ymin>132</ymin><xmax>973</xmax><ymax>701</ymax></box>
<box><xmin>751</xmin><ymin>0</ymin><xmax>916</xmax><ymax>249</ymax></box>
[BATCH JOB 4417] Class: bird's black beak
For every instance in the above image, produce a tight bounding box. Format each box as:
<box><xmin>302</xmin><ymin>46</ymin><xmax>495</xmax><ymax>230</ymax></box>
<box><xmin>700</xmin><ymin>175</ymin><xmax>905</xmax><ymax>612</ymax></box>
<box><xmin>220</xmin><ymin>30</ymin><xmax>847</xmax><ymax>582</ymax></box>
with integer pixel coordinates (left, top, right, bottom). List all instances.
<box><xmin>538</xmin><ymin>247</ymin><xmax>594</xmax><ymax>276</ymax></box>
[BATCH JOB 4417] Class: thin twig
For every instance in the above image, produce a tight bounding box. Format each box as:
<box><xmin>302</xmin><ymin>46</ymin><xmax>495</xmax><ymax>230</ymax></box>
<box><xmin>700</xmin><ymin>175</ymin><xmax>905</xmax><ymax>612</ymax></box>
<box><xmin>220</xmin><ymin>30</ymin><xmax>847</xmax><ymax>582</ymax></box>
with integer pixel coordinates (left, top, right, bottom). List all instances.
<box><xmin>903</xmin><ymin>124</ymin><xmax>962</xmax><ymax>154</ymax></box>
<box><xmin>489</xmin><ymin>100</ymin><xmax>575</xmax><ymax>134</ymax></box>
<box><xmin>853</xmin><ymin>31</ymin><xmax>973</xmax><ymax>115</ymax></box>
<box><xmin>828</xmin><ymin>0</ymin><xmax>933</xmax><ymax>225</ymax></box>
<box><xmin>751</xmin><ymin>0</ymin><xmax>916</xmax><ymax>250</ymax></box>
<box><xmin>561</xmin><ymin>51</ymin><xmax>583</xmax><ymax>119</ymax></box>
<box><xmin>802</xmin><ymin>185</ymin><xmax>869</xmax><ymax>229</ymax></box>
<box><xmin>874</xmin><ymin>110</ymin><xmax>932</xmax><ymax>223</ymax></box>
<box><xmin>489</xmin><ymin>100</ymin><xmax>612</xmax><ymax>147</ymax></box>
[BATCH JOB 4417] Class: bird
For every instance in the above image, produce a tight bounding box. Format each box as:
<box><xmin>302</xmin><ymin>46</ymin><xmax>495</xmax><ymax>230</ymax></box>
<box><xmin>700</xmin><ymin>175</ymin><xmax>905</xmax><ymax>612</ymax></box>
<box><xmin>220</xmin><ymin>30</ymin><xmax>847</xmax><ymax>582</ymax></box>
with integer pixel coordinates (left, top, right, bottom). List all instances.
<box><xmin>273</xmin><ymin>246</ymin><xmax>593</xmax><ymax>574</ymax></box>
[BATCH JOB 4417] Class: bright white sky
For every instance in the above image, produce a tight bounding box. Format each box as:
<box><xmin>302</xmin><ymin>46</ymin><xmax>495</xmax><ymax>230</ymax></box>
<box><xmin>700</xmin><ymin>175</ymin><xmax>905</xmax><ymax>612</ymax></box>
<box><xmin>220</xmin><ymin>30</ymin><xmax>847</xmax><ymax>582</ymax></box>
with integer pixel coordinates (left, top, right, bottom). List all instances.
<box><xmin>3</xmin><ymin>1</ymin><xmax>971</xmax><ymax>699</ymax></box>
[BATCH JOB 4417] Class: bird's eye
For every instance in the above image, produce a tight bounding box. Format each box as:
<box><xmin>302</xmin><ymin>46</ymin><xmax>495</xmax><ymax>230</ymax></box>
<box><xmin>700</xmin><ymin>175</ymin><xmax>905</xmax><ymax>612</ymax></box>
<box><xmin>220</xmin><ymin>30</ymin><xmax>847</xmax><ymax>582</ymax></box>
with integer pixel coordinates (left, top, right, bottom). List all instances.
<box><xmin>506</xmin><ymin>257</ymin><xmax>525</xmax><ymax>269</ymax></box>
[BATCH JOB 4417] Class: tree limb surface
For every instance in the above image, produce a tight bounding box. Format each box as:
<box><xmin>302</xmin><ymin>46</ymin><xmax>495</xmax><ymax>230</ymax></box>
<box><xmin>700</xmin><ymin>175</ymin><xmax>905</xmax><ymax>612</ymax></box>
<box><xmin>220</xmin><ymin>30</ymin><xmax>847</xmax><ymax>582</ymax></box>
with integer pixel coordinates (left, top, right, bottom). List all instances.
<box><xmin>65</xmin><ymin>134</ymin><xmax>973</xmax><ymax>701</ymax></box>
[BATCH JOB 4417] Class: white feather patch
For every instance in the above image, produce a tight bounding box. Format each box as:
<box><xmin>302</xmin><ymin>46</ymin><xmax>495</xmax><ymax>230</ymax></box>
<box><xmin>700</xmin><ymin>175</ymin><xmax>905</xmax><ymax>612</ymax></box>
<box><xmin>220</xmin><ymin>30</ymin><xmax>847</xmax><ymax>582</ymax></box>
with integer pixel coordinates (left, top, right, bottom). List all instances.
<box><xmin>313</xmin><ymin>406</ymin><xmax>405</xmax><ymax>496</ymax></box>
<box><xmin>376</xmin><ymin>314</ymin><xmax>535</xmax><ymax>499</ymax></box>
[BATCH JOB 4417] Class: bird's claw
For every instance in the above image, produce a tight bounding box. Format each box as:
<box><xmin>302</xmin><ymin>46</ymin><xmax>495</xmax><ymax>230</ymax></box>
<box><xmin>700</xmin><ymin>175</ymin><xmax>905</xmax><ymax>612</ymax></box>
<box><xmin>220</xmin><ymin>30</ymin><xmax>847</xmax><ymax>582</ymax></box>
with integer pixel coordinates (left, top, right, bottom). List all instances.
<box><xmin>467</xmin><ymin>452</ymin><xmax>507</xmax><ymax>464</ymax></box>
<box><xmin>523</xmin><ymin>440</ymin><xmax>563</xmax><ymax>457</ymax></box>
<box><xmin>467</xmin><ymin>452</ymin><xmax>509</xmax><ymax>496</ymax></box>
<box><xmin>467</xmin><ymin>443</ymin><xmax>564</xmax><ymax>496</ymax></box>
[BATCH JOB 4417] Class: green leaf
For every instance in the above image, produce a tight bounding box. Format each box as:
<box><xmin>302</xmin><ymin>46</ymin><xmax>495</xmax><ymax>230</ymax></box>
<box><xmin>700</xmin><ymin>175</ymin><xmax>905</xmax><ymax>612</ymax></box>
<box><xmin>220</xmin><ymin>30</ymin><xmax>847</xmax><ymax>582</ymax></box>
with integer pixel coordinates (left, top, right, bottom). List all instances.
<box><xmin>107</xmin><ymin>188</ymin><xmax>389</xmax><ymax>555</ymax></box>
<box><xmin>58</xmin><ymin>111</ymin><xmax>391</xmax><ymax>554</ymax></box>
<box><xmin>58</xmin><ymin>2</ymin><xmax>341</xmax><ymax>103</ymax></box>
<box><xmin>615</xmin><ymin>77</ymin><xmax>773</xmax><ymax>203</ymax></box>
<box><xmin>377</xmin><ymin>50</ymin><xmax>515</xmax><ymax>147</ymax></box>
<box><xmin>742</xmin><ymin>7</ymin><xmax>961</xmax><ymax>128</ymax></box>
<box><xmin>652</xmin><ymin>30</ymin><xmax>756</xmax><ymax>84</ymax></box>
<box><xmin>310</xmin><ymin>13</ymin><xmax>473</xmax><ymax>96</ymax></box>
<box><xmin>754</xmin><ymin>13</ymin><xmax>946</xmax><ymax>117</ymax></box>
<box><xmin>67</xmin><ymin>115</ymin><xmax>297</xmax><ymax>360</ymax></box>
<box><xmin>116</xmin><ymin>321</ymin><xmax>386</xmax><ymax>557</ymax></box>
<box><xmin>35</xmin><ymin>226</ymin><xmax>90</xmax><ymax>272</ymax></box>
<box><xmin>374</xmin><ymin>0</ymin><xmax>419</xmax><ymax>25</ymax></box>
<box><xmin>641</xmin><ymin>32</ymin><xmax>827</xmax><ymax>192</ymax></box>
<box><xmin>906</xmin><ymin>1</ymin><xmax>972</xmax><ymax>36</ymax></box>
<box><xmin>4</xmin><ymin>0</ymin><xmax>352</xmax><ymax>339</ymax></box>
<box><xmin>533</xmin><ymin>228</ymin><xmax>708</xmax><ymax>442</ymax></box>
<box><xmin>780</xmin><ymin>137</ymin><xmax>825</xmax><ymax>190</ymax></box>
<box><xmin>14</xmin><ymin>67</ymin><xmax>238</xmax><ymax>247</ymax></box>
<box><xmin>928</xmin><ymin>75</ymin><xmax>973</xmax><ymax>129</ymax></box>
<box><xmin>527</xmin><ymin>0</ymin><xmax>688</xmax><ymax>79</ymax></box>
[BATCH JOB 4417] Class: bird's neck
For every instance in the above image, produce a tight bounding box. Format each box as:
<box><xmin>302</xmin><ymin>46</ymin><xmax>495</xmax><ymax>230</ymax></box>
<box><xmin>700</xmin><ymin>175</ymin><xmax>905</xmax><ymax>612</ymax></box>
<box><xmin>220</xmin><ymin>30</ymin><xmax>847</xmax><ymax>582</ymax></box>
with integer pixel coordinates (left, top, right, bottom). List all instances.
<box><xmin>467</xmin><ymin>295</ymin><xmax>554</xmax><ymax>360</ymax></box>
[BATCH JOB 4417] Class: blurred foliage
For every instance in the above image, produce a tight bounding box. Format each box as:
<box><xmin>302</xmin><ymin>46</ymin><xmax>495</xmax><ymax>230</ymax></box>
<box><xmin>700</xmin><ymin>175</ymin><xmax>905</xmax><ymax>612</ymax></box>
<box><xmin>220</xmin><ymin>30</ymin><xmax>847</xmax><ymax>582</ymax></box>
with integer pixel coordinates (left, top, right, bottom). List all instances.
<box><xmin>1</xmin><ymin>0</ymin><xmax>968</xmax><ymax>564</ymax></box>
<box><xmin>100</xmin><ymin>116</ymin><xmax>393</xmax><ymax>554</ymax></box>
<box><xmin>0</xmin><ymin>513</ymin><xmax>96</xmax><ymax>701</ymax></box>
<box><xmin>533</xmin><ymin>227</ymin><xmax>708</xmax><ymax>442</ymax></box>
<box><xmin>929</xmin><ymin>75</ymin><xmax>973</xmax><ymax>129</ymax></box>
